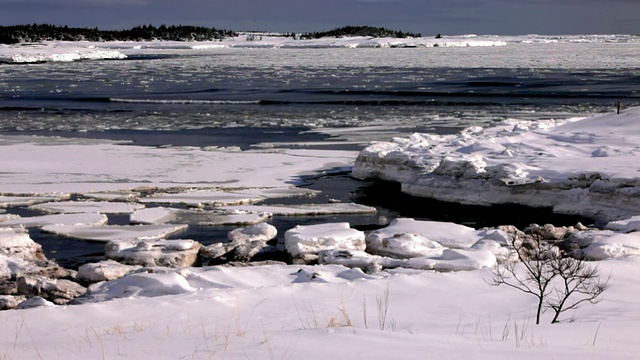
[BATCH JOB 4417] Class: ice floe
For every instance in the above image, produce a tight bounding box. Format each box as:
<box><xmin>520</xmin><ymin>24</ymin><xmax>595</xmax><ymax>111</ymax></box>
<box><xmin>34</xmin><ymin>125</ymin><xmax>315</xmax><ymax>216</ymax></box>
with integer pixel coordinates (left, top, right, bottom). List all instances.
<box><xmin>130</xmin><ymin>207</ymin><xmax>272</xmax><ymax>226</ymax></box>
<box><xmin>366</xmin><ymin>218</ymin><xmax>480</xmax><ymax>252</ymax></box>
<box><xmin>29</xmin><ymin>201</ymin><xmax>145</xmax><ymax>214</ymax></box>
<box><xmin>0</xmin><ymin>212</ymin><xmax>108</xmax><ymax>228</ymax></box>
<box><xmin>200</xmin><ymin>223</ymin><xmax>278</xmax><ymax>263</ymax></box>
<box><xmin>0</xmin><ymin>135</ymin><xmax>357</xmax><ymax>194</ymax></box>
<box><xmin>0</xmin><ymin>195</ymin><xmax>69</xmax><ymax>207</ymax></box>
<box><xmin>41</xmin><ymin>224</ymin><xmax>188</xmax><ymax>243</ymax></box>
<box><xmin>139</xmin><ymin>188</ymin><xmax>318</xmax><ymax>207</ymax></box>
<box><xmin>222</xmin><ymin>203</ymin><xmax>377</xmax><ymax>216</ymax></box>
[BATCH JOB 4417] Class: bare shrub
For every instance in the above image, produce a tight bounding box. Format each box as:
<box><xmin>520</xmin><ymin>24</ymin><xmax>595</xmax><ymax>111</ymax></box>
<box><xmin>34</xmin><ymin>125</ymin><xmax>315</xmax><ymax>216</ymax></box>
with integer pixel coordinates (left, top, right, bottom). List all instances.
<box><xmin>489</xmin><ymin>234</ymin><xmax>609</xmax><ymax>324</ymax></box>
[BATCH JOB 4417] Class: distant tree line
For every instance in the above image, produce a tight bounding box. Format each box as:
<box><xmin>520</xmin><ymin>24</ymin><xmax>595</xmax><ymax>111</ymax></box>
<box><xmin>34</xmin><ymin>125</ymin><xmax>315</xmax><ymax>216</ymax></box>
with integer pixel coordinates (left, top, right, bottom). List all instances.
<box><xmin>299</xmin><ymin>26</ymin><xmax>421</xmax><ymax>39</ymax></box>
<box><xmin>0</xmin><ymin>24</ymin><xmax>238</xmax><ymax>44</ymax></box>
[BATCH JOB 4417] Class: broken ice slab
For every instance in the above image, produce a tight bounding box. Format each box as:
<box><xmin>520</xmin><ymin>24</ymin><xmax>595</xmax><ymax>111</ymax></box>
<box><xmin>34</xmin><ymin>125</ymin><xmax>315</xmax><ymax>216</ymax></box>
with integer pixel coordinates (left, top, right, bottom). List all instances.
<box><xmin>366</xmin><ymin>218</ymin><xmax>480</xmax><ymax>250</ymax></box>
<box><xmin>130</xmin><ymin>207</ymin><xmax>272</xmax><ymax>226</ymax></box>
<box><xmin>222</xmin><ymin>203</ymin><xmax>377</xmax><ymax>216</ymax></box>
<box><xmin>80</xmin><ymin>192</ymin><xmax>139</xmax><ymax>202</ymax></box>
<box><xmin>105</xmin><ymin>239</ymin><xmax>201</xmax><ymax>267</ymax></box>
<box><xmin>41</xmin><ymin>224</ymin><xmax>188</xmax><ymax>243</ymax></box>
<box><xmin>0</xmin><ymin>212</ymin><xmax>108</xmax><ymax>228</ymax></box>
<box><xmin>0</xmin><ymin>195</ymin><xmax>70</xmax><ymax>207</ymax></box>
<box><xmin>29</xmin><ymin>201</ymin><xmax>145</xmax><ymax>214</ymax></box>
<box><xmin>138</xmin><ymin>187</ymin><xmax>319</xmax><ymax>207</ymax></box>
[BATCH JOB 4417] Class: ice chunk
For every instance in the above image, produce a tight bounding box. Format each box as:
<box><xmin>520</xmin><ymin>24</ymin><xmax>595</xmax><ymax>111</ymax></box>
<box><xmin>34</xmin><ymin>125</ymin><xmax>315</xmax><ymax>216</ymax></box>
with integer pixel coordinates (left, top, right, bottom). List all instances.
<box><xmin>130</xmin><ymin>207</ymin><xmax>271</xmax><ymax>226</ymax></box>
<box><xmin>16</xmin><ymin>296</ymin><xmax>56</xmax><ymax>309</ymax></box>
<box><xmin>0</xmin><ymin>227</ymin><xmax>45</xmax><ymax>261</ymax></box>
<box><xmin>284</xmin><ymin>222</ymin><xmax>366</xmax><ymax>260</ymax></box>
<box><xmin>605</xmin><ymin>216</ymin><xmax>640</xmax><ymax>233</ymax></box>
<box><xmin>105</xmin><ymin>239</ymin><xmax>201</xmax><ymax>267</ymax></box>
<box><xmin>577</xmin><ymin>232</ymin><xmax>640</xmax><ymax>260</ymax></box>
<box><xmin>367</xmin><ymin>232</ymin><xmax>445</xmax><ymax>259</ymax></box>
<box><xmin>366</xmin><ymin>218</ymin><xmax>480</xmax><ymax>250</ymax></box>
<box><xmin>228</xmin><ymin>223</ymin><xmax>277</xmax><ymax>243</ymax></box>
<box><xmin>79</xmin><ymin>271</ymin><xmax>197</xmax><ymax>303</ymax></box>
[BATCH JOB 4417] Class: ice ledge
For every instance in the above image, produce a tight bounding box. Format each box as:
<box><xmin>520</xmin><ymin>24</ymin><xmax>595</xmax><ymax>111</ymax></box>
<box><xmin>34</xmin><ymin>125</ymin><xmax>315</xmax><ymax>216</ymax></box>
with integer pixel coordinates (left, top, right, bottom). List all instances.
<box><xmin>352</xmin><ymin>107</ymin><xmax>640</xmax><ymax>223</ymax></box>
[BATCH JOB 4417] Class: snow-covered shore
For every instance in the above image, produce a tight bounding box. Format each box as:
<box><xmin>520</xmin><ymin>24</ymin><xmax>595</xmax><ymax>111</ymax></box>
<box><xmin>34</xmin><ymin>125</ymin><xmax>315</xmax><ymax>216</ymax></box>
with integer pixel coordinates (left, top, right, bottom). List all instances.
<box><xmin>1</xmin><ymin>33</ymin><xmax>637</xmax><ymax>63</ymax></box>
<box><xmin>353</xmin><ymin>107</ymin><xmax>640</xmax><ymax>223</ymax></box>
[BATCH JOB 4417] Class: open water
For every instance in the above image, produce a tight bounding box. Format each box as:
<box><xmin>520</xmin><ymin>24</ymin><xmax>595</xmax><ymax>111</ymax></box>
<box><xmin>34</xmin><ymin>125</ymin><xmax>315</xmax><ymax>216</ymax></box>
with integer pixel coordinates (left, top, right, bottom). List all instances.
<box><xmin>1</xmin><ymin>43</ymin><xmax>639</xmax><ymax>265</ymax></box>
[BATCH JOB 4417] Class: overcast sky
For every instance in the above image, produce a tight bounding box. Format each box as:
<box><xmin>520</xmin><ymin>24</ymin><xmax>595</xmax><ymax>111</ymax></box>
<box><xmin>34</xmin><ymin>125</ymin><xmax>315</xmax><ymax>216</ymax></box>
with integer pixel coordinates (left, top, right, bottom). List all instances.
<box><xmin>1</xmin><ymin>0</ymin><xmax>639</xmax><ymax>35</ymax></box>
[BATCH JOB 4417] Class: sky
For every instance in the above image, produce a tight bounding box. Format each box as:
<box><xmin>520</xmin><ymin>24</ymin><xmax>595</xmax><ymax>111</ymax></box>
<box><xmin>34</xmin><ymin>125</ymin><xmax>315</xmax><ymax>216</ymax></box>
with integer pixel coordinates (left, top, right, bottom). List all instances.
<box><xmin>1</xmin><ymin>0</ymin><xmax>639</xmax><ymax>35</ymax></box>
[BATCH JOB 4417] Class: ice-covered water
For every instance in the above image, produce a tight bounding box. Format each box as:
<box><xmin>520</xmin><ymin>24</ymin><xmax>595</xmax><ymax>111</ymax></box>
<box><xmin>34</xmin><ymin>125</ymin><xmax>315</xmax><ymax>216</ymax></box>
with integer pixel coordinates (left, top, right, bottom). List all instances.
<box><xmin>1</xmin><ymin>43</ymin><xmax>639</xmax><ymax>146</ymax></box>
<box><xmin>1</xmin><ymin>40</ymin><xmax>639</xmax><ymax>264</ymax></box>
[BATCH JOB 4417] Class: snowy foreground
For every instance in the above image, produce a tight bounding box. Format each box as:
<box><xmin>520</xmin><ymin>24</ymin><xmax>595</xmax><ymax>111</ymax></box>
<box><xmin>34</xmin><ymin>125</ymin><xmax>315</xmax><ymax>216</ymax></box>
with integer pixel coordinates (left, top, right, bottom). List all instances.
<box><xmin>0</xmin><ymin>33</ymin><xmax>637</xmax><ymax>63</ymax></box>
<box><xmin>3</xmin><ymin>109</ymin><xmax>640</xmax><ymax>358</ymax></box>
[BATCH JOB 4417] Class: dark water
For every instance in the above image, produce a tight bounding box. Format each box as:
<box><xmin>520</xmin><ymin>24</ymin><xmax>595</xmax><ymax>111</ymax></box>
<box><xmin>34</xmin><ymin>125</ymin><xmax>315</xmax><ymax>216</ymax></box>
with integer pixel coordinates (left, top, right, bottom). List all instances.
<box><xmin>1</xmin><ymin>49</ymin><xmax>639</xmax><ymax>137</ymax></box>
<box><xmin>0</xmin><ymin>47</ymin><xmax>637</xmax><ymax>265</ymax></box>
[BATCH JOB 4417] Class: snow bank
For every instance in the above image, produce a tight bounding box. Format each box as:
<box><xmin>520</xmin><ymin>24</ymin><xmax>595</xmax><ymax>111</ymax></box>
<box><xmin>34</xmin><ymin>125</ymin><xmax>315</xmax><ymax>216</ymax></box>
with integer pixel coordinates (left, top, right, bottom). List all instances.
<box><xmin>353</xmin><ymin>107</ymin><xmax>640</xmax><ymax>222</ymax></box>
<box><xmin>77</xmin><ymin>264</ymin><xmax>379</xmax><ymax>303</ymax></box>
<box><xmin>0</xmin><ymin>42</ymin><xmax>126</xmax><ymax>63</ymax></box>
<box><xmin>577</xmin><ymin>232</ymin><xmax>640</xmax><ymax>260</ymax></box>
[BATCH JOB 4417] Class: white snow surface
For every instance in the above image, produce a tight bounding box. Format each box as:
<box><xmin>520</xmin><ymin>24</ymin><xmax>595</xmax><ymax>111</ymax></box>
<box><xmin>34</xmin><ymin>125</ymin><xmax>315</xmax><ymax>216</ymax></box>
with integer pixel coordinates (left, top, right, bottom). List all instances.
<box><xmin>353</xmin><ymin>107</ymin><xmax>640</xmax><ymax>222</ymax></box>
<box><xmin>1</xmin><ymin>261</ymin><xmax>638</xmax><ymax>359</ymax></box>
<box><xmin>0</xmin><ymin>135</ymin><xmax>356</xmax><ymax>195</ymax></box>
